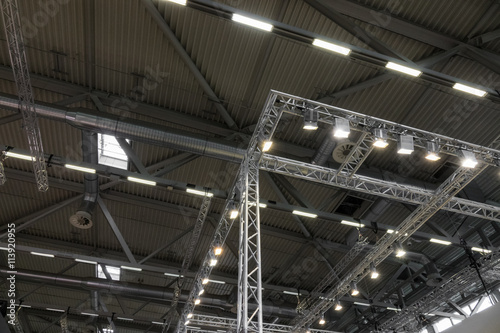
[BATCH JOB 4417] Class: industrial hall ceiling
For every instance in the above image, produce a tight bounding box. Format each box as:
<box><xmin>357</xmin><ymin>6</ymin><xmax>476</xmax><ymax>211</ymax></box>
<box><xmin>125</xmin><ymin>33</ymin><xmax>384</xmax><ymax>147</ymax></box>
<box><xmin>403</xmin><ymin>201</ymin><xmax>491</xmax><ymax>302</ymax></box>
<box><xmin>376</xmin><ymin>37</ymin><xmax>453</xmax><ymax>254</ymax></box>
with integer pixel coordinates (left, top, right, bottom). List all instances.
<box><xmin>1</xmin><ymin>0</ymin><xmax>500</xmax><ymax>332</ymax></box>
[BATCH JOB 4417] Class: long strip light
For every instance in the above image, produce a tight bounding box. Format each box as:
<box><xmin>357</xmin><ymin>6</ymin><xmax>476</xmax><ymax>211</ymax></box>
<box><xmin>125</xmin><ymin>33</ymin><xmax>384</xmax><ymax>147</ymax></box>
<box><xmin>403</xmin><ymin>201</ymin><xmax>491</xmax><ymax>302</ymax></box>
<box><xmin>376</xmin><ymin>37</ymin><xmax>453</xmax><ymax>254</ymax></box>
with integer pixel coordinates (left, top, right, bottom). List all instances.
<box><xmin>292</xmin><ymin>210</ymin><xmax>317</xmax><ymax>218</ymax></box>
<box><xmin>46</xmin><ymin>308</ymin><xmax>65</xmax><ymax>312</ymax></box>
<box><xmin>453</xmin><ymin>83</ymin><xmax>487</xmax><ymax>97</ymax></box>
<box><xmin>167</xmin><ymin>0</ymin><xmax>186</xmax><ymax>5</ymax></box>
<box><xmin>30</xmin><ymin>252</ymin><xmax>54</xmax><ymax>258</ymax></box>
<box><xmin>341</xmin><ymin>220</ymin><xmax>365</xmax><ymax>228</ymax></box>
<box><xmin>75</xmin><ymin>258</ymin><xmax>98</xmax><ymax>265</ymax></box>
<box><xmin>232</xmin><ymin>13</ymin><xmax>273</xmax><ymax>32</ymax></box>
<box><xmin>127</xmin><ymin>176</ymin><xmax>156</xmax><ymax>186</ymax></box>
<box><xmin>65</xmin><ymin>164</ymin><xmax>96</xmax><ymax>174</ymax></box>
<box><xmin>5</xmin><ymin>151</ymin><xmax>34</xmax><ymax>161</ymax></box>
<box><xmin>283</xmin><ymin>290</ymin><xmax>300</xmax><ymax>296</ymax></box>
<box><xmin>117</xmin><ymin>317</ymin><xmax>134</xmax><ymax>321</ymax></box>
<box><xmin>471</xmin><ymin>247</ymin><xmax>492</xmax><ymax>253</ymax></box>
<box><xmin>81</xmin><ymin>312</ymin><xmax>99</xmax><ymax>317</ymax></box>
<box><xmin>121</xmin><ymin>265</ymin><xmax>142</xmax><ymax>272</ymax></box>
<box><xmin>429</xmin><ymin>238</ymin><xmax>452</xmax><ymax>246</ymax></box>
<box><xmin>164</xmin><ymin>272</ymin><xmax>184</xmax><ymax>277</ymax></box>
<box><xmin>386</xmin><ymin>62</ymin><xmax>422</xmax><ymax>77</ymax></box>
<box><xmin>312</xmin><ymin>39</ymin><xmax>351</xmax><ymax>55</ymax></box>
<box><xmin>186</xmin><ymin>188</ymin><xmax>214</xmax><ymax>197</ymax></box>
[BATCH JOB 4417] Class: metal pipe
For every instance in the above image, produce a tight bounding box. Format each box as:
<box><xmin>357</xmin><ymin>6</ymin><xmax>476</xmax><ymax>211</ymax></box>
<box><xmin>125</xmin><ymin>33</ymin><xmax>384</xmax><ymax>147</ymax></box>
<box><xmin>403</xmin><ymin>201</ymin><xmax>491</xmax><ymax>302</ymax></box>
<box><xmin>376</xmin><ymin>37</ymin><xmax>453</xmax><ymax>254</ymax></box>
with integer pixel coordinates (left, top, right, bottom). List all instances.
<box><xmin>0</xmin><ymin>94</ymin><xmax>244</xmax><ymax>163</ymax></box>
<box><xmin>1</xmin><ymin>268</ymin><xmax>298</xmax><ymax>318</ymax></box>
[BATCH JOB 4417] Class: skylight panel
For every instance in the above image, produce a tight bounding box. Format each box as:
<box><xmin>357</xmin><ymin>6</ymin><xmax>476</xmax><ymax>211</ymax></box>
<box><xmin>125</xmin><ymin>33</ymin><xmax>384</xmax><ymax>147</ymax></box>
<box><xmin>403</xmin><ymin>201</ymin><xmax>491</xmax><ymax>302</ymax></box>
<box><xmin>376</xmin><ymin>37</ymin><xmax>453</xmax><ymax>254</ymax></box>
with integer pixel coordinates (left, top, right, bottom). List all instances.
<box><xmin>98</xmin><ymin>133</ymin><xmax>129</xmax><ymax>170</ymax></box>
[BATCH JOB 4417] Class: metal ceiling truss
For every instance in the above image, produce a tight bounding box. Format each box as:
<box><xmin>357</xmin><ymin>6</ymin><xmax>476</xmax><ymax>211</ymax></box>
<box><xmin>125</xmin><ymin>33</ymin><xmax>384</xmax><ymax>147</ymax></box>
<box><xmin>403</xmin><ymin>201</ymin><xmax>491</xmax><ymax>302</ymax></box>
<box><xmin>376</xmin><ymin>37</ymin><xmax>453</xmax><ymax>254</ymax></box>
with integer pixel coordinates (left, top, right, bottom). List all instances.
<box><xmin>165</xmin><ymin>195</ymin><xmax>212</xmax><ymax>331</ymax></box>
<box><xmin>0</xmin><ymin>0</ymin><xmax>48</xmax><ymax>191</ymax></box>
<box><xmin>337</xmin><ymin>133</ymin><xmax>375</xmax><ymax>177</ymax></box>
<box><xmin>274</xmin><ymin>91</ymin><xmax>500</xmax><ymax>166</ymax></box>
<box><xmin>290</xmin><ymin>164</ymin><xmax>487</xmax><ymax>330</ymax></box>
<box><xmin>380</xmin><ymin>250</ymin><xmax>500</xmax><ymax>332</ymax></box>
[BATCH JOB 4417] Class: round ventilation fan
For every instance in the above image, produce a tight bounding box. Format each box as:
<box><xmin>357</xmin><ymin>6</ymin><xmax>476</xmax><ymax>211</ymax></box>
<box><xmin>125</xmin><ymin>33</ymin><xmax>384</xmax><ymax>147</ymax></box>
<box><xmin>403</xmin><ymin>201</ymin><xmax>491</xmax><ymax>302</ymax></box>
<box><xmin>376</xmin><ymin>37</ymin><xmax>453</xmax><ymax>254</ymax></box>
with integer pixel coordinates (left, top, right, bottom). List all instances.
<box><xmin>332</xmin><ymin>140</ymin><xmax>355</xmax><ymax>164</ymax></box>
<box><xmin>69</xmin><ymin>211</ymin><xmax>93</xmax><ymax>229</ymax></box>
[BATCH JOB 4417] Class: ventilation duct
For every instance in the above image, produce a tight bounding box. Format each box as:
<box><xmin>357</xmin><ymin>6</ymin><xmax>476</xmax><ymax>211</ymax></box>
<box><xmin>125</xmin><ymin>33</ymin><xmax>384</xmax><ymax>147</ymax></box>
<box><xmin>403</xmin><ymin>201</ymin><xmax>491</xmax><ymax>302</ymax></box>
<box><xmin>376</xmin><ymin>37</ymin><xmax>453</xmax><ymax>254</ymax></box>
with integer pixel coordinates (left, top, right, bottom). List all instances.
<box><xmin>311</xmin><ymin>137</ymin><xmax>336</xmax><ymax>166</ymax></box>
<box><xmin>0</xmin><ymin>94</ymin><xmax>244</xmax><ymax>163</ymax></box>
<box><xmin>70</xmin><ymin>131</ymin><xmax>98</xmax><ymax>229</ymax></box>
<box><xmin>0</xmin><ymin>268</ymin><xmax>298</xmax><ymax>318</ymax></box>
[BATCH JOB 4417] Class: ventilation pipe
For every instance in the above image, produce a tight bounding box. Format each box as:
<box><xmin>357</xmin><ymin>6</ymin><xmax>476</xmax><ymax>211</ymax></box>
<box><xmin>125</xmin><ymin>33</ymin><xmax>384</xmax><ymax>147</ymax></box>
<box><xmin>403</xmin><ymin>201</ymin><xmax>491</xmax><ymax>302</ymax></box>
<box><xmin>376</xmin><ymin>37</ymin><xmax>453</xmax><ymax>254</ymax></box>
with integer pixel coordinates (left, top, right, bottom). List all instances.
<box><xmin>69</xmin><ymin>131</ymin><xmax>98</xmax><ymax>229</ymax></box>
<box><xmin>0</xmin><ymin>94</ymin><xmax>244</xmax><ymax>163</ymax></box>
<box><xmin>0</xmin><ymin>268</ymin><xmax>298</xmax><ymax>318</ymax></box>
<box><xmin>311</xmin><ymin>137</ymin><xmax>336</xmax><ymax>166</ymax></box>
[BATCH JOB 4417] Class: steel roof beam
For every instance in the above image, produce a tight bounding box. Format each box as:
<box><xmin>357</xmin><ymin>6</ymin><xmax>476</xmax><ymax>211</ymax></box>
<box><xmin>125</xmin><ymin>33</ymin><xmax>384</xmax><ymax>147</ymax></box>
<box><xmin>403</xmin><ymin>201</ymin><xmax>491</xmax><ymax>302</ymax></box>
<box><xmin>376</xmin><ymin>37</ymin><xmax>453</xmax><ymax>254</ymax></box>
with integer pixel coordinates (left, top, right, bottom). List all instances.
<box><xmin>141</xmin><ymin>0</ymin><xmax>238</xmax><ymax>131</ymax></box>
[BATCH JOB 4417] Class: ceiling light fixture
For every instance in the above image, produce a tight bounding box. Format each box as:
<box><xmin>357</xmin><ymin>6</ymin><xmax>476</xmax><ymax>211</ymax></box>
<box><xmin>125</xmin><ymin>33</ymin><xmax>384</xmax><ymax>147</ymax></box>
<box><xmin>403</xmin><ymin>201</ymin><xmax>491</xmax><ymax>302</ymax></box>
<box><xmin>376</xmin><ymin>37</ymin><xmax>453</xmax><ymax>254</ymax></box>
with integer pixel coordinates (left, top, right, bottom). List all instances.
<box><xmin>81</xmin><ymin>312</ymin><xmax>99</xmax><ymax>317</ymax></box>
<box><xmin>65</xmin><ymin>164</ymin><xmax>96</xmax><ymax>174</ymax></box>
<box><xmin>186</xmin><ymin>188</ymin><xmax>214</xmax><ymax>197</ymax></box>
<box><xmin>214</xmin><ymin>246</ymin><xmax>223</xmax><ymax>256</ymax></box>
<box><xmin>75</xmin><ymin>259</ymin><xmax>98</xmax><ymax>265</ymax></box>
<box><xmin>46</xmin><ymin>308</ymin><xmax>65</xmax><ymax>312</ymax></box>
<box><xmin>386</xmin><ymin>229</ymin><xmax>395</xmax><ymax>234</ymax></box>
<box><xmin>209</xmin><ymin>259</ymin><xmax>218</xmax><ymax>266</ymax></box>
<box><xmin>350</xmin><ymin>281</ymin><xmax>359</xmax><ymax>296</ymax></box>
<box><xmin>232</xmin><ymin>13</ymin><xmax>273</xmax><ymax>32</ymax></box>
<box><xmin>425</xmin><ymin>141</ymin><xmax>441</xmax><ymax>161</ymax></box>
<box><xmin>283</xmin><ymin>290</ymin><xmax>300</xmax><ymax>296</ymax></box>
<box><xmin>397</xmin><ymin>135</ymin><xmax>414</xmax><ymax>154</ymax></box>
<box><xmin>341</xmin><ymin>220</ymin><xmax>365</xmax><ymax>228</ymax></box>
<box><xmin>461</xmin><ymin>150</ymin><xmax>478</xmax><ymax>168</ymax></box>
<box><xmin>333</xmin><ymin>118</ymin><xmax>350</xmax><ymax>138</ymax></box>
<box><xmin>198</xmin><ymin>289</ymin><xmax>205</xmax><ymax>296</ymax></box>
<box><xmin>386</xmin><ymin>62</ymin><xmax>422</xmax><ymax>77</ymax></box>
<box><xmin>395</xmin><ymin>242</ymin><xmax>406</xmax><ymax>257</ymax></box>
<box><xmin>202</xmin><ymin>278</ymin><xmax>209</xmax><ymax>285</ymax></box>
<box><xmin>262</xmin><ymin>140</ymin><xmax>273</xmax><ymax>152</ymax></box>
<box><xmin>187</xmin><ymin>313</ymin><xmax>193</xmax><ymax>319</ymax></box>
<box><xmin>194</xmin><ymin>298</ymin><xmax>201</xmax><ymax>305</ymax></box>
<box><xmin>471</xmin><ymin>247</ymin><xmax>492</xmax><ymax>254</ymax></box>
<box><xmin>429</xmin><ymin>238</ymin><xmax>452</xmax><ymax>246</ymax></box>
<box><xmin>127</xmin><ymin>176</ymin><xmax>156</xmax><ymax>186</ymax></box>
<box><xmin>292</xmin><ymin>210</ymin><xmax>317</xmax><ymax>218</ymax></box>
<box><xmin>229</xmin><ymin>203</ymin><xmax>239</xmax><ymax>219</ymax></box>
<box><xmin>373</xmin><ymin>128</ymin><xmax>389</xmax><ymax>148</ymax></box>
<box><xmin>453</xmin><ymin>83</ymin><xmax>487</xmax><ymax>97</ymax></box>
<box><xmin>30</xmin><ymin>252</ymin><xmax>54</xmax><ymax>258</ymax></box>
<box><xmin>370</xmin><ymin>263</ymin><xmax>379</xmax><ymax>279</ymax></box>
<box><xmin>319</xmin><ymin>315</ymin><xmax>326</xmax><ymax>325</ymax></box>
<box><xmin>5</xmin><ymin>151</ymin><xmax>34</xmax><ymax>161</ymax></box>
<box><xmin>121</xmin><ymin>265</ymin><xmax>142</xmax><ymax>272</ymax></box>
<box><xmin>303</xmin><ymin>107</ymin><xmax>319</xmax><ymax>130</ymax></box>
<box><xmin>335</xmin><ymin>302</ymin><xmax>343</xmax><ymax>311</ymax></box>
<box><xmin>312</xmin><ymin>39</ymin><xmax>351</xmax><ymax>55</ymax></box>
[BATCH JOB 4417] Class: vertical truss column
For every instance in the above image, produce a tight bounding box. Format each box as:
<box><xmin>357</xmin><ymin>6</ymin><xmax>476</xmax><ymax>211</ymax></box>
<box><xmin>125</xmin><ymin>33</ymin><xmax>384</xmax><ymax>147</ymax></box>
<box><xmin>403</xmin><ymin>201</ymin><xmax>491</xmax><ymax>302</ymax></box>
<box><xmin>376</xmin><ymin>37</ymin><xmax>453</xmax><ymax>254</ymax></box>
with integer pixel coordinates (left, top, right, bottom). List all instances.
<box><xmin>165</xmin><ymin>195</ymin><xmax>212</xmax><ymax>331</ymax></box>
<box><xmin>1</xmin><ymin>0</ymin><xmax>48</xmax><ymax>191</ymax></box>
<box><xmin>238</xmin><ymin>155</ymin><xmax>264</xmax><ymax>333</ymax></box>
<box><xmin>338</xmin><ymin>133</ymin><xmax>375</xmax><ymax>177</ymax></box>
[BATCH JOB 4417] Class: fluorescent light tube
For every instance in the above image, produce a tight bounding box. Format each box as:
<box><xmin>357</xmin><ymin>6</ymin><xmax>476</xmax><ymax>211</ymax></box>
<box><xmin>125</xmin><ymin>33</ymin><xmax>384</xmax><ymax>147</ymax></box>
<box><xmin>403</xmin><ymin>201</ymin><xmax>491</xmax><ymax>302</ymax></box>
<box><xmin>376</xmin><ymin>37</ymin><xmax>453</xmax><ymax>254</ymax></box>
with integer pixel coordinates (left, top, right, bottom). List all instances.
<box><xmin>471</xmin><ymin>247</ymin><xmax>492</xmax><ymax>253</ymax></box>
<box><xmin>292</xmin><ymin>210</ymin><xmax>317</xmax><ymax>218</ymax></box>
<box><xmin>204</xmin><ymin>279</ymin><xmax>225</xmax><ymax>284</ymax></box>
<box><xmin>387</xmin><ymin>307</ymin><xmax>400</xmax><ymax>311</ymax></box>
<box><xmin>167</xmin><ymin>0</ymin><xmax>186</xmax><ymax>5</ymax></box>
<box><xmin>164</xmin><ymin>272</ymin><xmax>183</xmax><ymax>277</ymax></box>
<box><xmin>75</xmin><ymin>259</ymin><xmax>98</xmax><ymax>265</ymax></box>
<box><xmin>354</xmin><ymin>302</ymin><xmax>369</xmax><ymax>306</ymax></box>
<box><xmin>341</xmin><ymin>220</ymin><xmax>365</xmax><ymax>228</ymax></box>
<box><xmin>30</xmin><ymin>252</ymin><xmax>54</xmax><ymax>258</ymax></box>
<box><xmin>0</xmin><ymin>247</ymin><xmax>9</xmax><ymax>251</ymax></box>
<box><xmin>47</xmin><ymin>308</ymin><xmax>65</xmax><ymax>312</ymax></box>
<box><xmin>453</xmin><ymin>83</ymin><xmax>487</xmax><ymax>97</ymax></box>
<box><xmin>262</xmin><ymin>140</ymin><xmax>273</xmax><ymax>152</ymax></box>
<box><xmin>117</xmin><ymin>317</ymin><xmax>133</xmax><ymax>321</ymax></box>
<box><xmin>312</xmin><ymin>39</ymin><xmax>351</xmax><ymax>55</ymax></box>
<box><xmin>232</xmin><ymin>13</ymin><xmax>273</xmax><ymax>32</ymax></box>
<box><xmin>5</xmin><ymin>151</ymin><xmax>34</xmax><ymax>161</ymax></box>
<box><xmin>81</xmin><ymin>312</ymin><xmax>99</xmax><ymax>317</ymax></box>
<box><xmin>127</xmin><ymin>176</ymin><xmax>156</xmax><ymax>186</ymax></box>
<box><xmin>121</xmin><ymin>265</ymin><xmax>142</xmax><ymax>272</ymax></box>
<box><xmin>20</xmin><ymin>305</ymin><xmax>31</xmax><ymax>308</ymax></box>
<box><xmin>65</xmin><ymin>164</ymin><xmax>96</xmax><ymax>174</ymax></box>
<box><xmin>152</xmin><ymin>321</ymin><xmax>164</xmax><ymax>325</ymax></box>
<box><xmin>386</xmin><ymin>62</ymin><xmax>422</xmax><ymax>77</ymax></box>
<box><xmin>430</xmin><ymin>238</ymin><xmax>452</xmax><ymax>245</ymax></box>
<box><xmin>283</xmin><ymin>290</ymin><xmax>300</xmax><ymax>296</ymax></box>
<box><xmin>186</xmin><ymin>188</ymin><xmax>214</xmax><ymax>197</ymax></box>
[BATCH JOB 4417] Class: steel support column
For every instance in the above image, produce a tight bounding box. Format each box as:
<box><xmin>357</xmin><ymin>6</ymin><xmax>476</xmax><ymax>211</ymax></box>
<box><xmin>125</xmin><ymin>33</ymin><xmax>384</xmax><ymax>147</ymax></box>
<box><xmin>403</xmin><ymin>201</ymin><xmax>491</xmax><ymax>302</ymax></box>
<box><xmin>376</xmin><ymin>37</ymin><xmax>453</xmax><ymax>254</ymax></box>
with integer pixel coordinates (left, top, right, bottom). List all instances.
<box><xmin>238</xmin><ymin>156</ymin><xmax>264</xmax><ymax>333</ymax></box>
